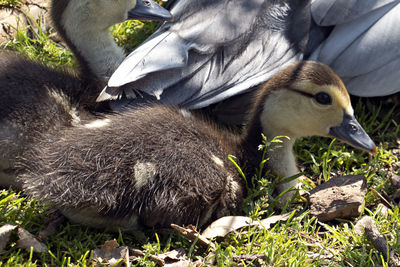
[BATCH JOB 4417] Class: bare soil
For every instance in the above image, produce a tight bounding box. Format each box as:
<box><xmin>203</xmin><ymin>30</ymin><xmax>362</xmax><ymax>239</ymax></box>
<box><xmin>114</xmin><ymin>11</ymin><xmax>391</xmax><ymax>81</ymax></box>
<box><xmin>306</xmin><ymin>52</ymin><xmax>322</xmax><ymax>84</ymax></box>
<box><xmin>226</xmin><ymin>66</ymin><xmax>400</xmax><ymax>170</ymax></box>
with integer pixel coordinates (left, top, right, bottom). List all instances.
<box><xmin>0</xmin><ymin>0</ymin><xmax>49</xmax><ymax>43</ymax></box>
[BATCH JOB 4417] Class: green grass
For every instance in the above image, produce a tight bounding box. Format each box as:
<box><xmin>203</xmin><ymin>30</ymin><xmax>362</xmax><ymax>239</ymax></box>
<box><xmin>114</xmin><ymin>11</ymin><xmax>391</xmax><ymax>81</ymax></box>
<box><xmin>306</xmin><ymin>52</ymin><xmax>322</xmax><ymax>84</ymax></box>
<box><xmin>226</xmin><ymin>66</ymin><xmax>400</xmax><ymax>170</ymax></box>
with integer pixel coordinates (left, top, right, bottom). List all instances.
<box><xmin>1</xmin><ymin>4</ymin><xmax>400</xmax><ymax>266</ymax></box>
<box><xmin>0</xmin><ymin>0</ymin><xmax>23</xmax><ymax>8</ymax></box>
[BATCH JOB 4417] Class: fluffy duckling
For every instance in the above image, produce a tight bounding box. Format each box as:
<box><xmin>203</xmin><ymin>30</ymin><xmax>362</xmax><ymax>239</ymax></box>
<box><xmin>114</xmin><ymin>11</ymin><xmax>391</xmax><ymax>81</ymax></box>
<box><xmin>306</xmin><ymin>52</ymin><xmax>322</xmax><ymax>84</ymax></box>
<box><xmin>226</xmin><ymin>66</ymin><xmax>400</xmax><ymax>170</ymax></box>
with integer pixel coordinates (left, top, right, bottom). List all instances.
<box><xmin>0</xmin><ymin>0</ymin><xmax>172</xmax><ymax>188</ymax></box>
<box><xmin>19</xmin><ymin>61</ymin><xmax>376</xmax><ymax>229</ymax></box>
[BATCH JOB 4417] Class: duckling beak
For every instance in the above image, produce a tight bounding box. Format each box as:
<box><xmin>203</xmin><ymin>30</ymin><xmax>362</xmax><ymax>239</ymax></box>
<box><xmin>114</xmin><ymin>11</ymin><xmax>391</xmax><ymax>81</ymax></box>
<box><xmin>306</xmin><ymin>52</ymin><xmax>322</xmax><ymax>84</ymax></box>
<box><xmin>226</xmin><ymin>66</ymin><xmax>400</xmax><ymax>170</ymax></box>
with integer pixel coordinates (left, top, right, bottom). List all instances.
<box><xmin>127</xmin><ymin>0</ymin><xmax>173</xmax><ymax>22</ymax></box>
<box><xmin>329</xmin><ymin>113</ymin><xmax>376</xmax><ymax>154</ymax></box>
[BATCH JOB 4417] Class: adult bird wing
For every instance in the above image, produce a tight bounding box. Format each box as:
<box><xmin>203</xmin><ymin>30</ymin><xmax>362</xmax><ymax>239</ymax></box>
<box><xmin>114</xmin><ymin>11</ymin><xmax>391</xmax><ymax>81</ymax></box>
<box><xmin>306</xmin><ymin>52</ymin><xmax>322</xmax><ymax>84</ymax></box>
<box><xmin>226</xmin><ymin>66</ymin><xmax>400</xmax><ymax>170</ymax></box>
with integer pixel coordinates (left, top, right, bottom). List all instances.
<box><xmin>309</xmin><ymin>0</ymin><xmax>400</xmax><ymax>96</ymax></box>
<box><xmin>99</xmin><ymin>0</ymin><xmax>311</xmax><ymax>109</ymax></box>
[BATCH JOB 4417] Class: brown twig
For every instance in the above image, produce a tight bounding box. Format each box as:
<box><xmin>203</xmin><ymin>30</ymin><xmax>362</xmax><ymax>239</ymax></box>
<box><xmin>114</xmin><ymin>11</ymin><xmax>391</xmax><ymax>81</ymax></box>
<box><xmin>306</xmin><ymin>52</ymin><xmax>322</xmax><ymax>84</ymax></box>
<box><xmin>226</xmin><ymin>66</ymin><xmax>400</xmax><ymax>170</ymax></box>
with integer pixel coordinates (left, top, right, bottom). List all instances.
<box><xmin>37</xmin><ymin>211</ymin><xmax>66</xmax><ymax>241</ymax></box>
<box><xmin>370</xmin><ymin>188</ymin><xmax>393</xmax><ymax>209</ymax></box>
<box><xmin>129</xmin><ymin>248</ymin><xmax>165</xmax><ymax>266</ymax></box>
<box><xmin>171</xmin><ymin>224</ymin><xmax>216</xmax><ymax>250</ymax></box>
<box><xmin>355</xmin><ymin>216</ymin><xmax>400</xmax><ymax>267</ymax></box>
<box><xmin>233</xmin><ymin>254</ymin><xmax>267</xmax><ymax>262</ymax></box>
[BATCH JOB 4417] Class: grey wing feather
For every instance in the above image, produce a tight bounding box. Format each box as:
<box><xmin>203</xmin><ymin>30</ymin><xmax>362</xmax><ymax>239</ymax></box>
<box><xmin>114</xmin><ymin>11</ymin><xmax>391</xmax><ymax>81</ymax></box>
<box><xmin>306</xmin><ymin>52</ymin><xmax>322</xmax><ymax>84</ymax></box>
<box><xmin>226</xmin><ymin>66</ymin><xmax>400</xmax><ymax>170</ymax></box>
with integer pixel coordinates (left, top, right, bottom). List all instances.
<box><xmin>104</xmin><ymin>0</ymin><xmax>265</xmax><ymax>98</ymax></box>
<box><xmin>107</xmin><ymin>31</ymin><xmax>191</xmax><ymax>88</ymax></box>
<box><xmin>311</xmin><ymin>0</ymin><xmax>396</xmax><ymax>26</ymax></box>
<box><xmin>105</xmin><ymin>0</ymin><xmax>264</xmax><ymax>85</ymax></box>
<box><xmin>101</xmin><ymin>0</ymin><xmax>311</xmax><ymax>108</ymax></box>
<box><xmin>344</xmin><ymin>58</ymin><xmax>400</xmax><ymax>97</ymax></box>
<box><xmin>310</xmin><ymin>1</ymin><xmax>400</xmax><ymax>96</ymax></box>
<box><xmin>100</xmin><ymin>31</ymin><xmax>212</xmax><ymax>101</ymax></box>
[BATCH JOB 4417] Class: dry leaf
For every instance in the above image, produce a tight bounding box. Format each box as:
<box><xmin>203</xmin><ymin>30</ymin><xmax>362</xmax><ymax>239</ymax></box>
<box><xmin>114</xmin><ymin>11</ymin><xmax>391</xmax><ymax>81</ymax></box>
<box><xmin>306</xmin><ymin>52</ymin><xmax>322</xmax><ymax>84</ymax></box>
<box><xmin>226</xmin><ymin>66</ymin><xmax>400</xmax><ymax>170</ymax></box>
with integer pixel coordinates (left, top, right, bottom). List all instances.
<box><xmin>202</xmin><ymin>212</ymin><xmax>292</xmax><ymax>239</ymax></box>
<box><xmin>37</xmin><ymin>211</ymin><xmax>65</xmax><ymax>241</ymax></box>
<box><xmin>204</xmin><ymin>251</ymin><xmax>216</xmax><ymax>266</ymax></box>
<box><xmin>17</xmin><ymin>227</ymin><xmax>47</xmax><ymax>253</ymax></box>
<box><xmin>91</xmin><ymin>240</ymin><xmax>129</xmax><ymax>266</ymax></box>
<box><xmin>258</xmin><ymin>212</ymin><xmax>292</xmax><ymax>229</ymax></box>
<box><xmin>159</xmin><ymin>248</ymin><xmax>187</xmax><ymax>262</ymax></box>
<box><xmin>202</xmin><ymin>216</ymin><xmax>252</xmax><ymax>239</ymax></box>
<box><xmin>158</xmin><ymin>249</ymin><xmax>200</xmax><ymax>267</ymax></box>
<box><xmin>165</xmin><ymin>260</ymin><xmax>193</xmax><ymax>267</ymax></box>
<box><xmin>0</xmin><ymin>224</ymin><xmax>17</xmax><ymax>253</ymax></box>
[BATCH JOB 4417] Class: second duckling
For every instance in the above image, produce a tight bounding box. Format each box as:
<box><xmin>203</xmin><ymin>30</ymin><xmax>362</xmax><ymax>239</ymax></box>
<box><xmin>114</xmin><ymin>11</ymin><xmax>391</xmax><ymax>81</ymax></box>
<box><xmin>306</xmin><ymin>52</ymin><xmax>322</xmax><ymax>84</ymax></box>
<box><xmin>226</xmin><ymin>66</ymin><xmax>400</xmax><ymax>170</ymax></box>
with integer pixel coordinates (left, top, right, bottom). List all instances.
<box><xmin>18</xmin><ymin>61</ymin><xmax>376</xmax><ymax>229</ymax></box>
<box><xmin>0</xmin><ymin>0</ymin><xmax>172</xmax><ymax>188</ymax></box>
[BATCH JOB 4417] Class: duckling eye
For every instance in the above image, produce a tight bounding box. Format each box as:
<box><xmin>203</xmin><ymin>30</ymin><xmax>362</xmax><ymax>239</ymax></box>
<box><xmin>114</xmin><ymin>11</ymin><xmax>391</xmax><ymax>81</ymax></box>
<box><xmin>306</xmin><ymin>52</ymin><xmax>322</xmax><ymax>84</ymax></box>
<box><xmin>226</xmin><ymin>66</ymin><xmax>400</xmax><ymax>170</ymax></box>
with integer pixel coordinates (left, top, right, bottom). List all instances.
<box><xmin>314</xmin><ymin>92</ymin><xmax>332</xmax><ymax>105</ymax></box>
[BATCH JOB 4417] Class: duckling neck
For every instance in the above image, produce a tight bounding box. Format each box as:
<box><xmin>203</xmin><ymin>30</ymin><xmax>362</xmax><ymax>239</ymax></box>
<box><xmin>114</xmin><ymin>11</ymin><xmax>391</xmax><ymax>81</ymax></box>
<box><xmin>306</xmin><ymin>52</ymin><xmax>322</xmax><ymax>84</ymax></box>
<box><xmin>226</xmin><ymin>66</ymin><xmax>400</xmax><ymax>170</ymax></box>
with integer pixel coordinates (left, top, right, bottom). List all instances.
<box><xmin>241</xmin><ymin>122</ymin><xmax>299</xmax><ymax>179</ymax></box>
<box><xmin>53</xmin><ymin>0</ymin><xmax>126</xmax><ymax>81</ymax></box>
<box><xmin>65</xmin><ymin>26</ymin><xmax>123</xmax><ymax>80</ymax></box>
<box><xmin>263</xmin><ymin>132</ymin><xmax>299</xmax><ymax>178</ymax></box>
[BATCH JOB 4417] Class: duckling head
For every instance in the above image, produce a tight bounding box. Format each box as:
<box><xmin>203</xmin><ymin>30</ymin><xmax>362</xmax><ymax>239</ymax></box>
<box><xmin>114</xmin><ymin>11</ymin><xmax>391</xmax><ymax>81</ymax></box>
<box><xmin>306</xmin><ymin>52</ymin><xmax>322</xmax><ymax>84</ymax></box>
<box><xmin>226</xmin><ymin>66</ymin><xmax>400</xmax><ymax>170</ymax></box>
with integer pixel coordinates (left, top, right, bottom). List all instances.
<box><xmin>54</xmin><ymin>0</ymin><xmax>171</xmax><ymax>80</ymax></box>
<box><xmin>93</xmin><ymin>0</ymin><xmax>172</xmax><ymax>26</ymax></box>
<box><xmin>73</xmin><ymin>0</ymin><xmax>172</xmax><ymax>29</ymax></box>
<box><xmin>259</xmin><ymin>61</ymin><xmax>376</xmax><ymax>154</ymax></box>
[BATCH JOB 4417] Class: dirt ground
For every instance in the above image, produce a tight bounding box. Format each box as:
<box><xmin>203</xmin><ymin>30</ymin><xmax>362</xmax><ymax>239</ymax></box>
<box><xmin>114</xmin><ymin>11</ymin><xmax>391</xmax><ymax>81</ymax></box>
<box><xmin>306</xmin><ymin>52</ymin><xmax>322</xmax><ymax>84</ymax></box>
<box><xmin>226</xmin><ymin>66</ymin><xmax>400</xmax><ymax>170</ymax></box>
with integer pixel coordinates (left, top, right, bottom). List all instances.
<box><xmin>0</xmin><ymin>0</ymin><xmax>49</xmax><ymax>43</ymax></box>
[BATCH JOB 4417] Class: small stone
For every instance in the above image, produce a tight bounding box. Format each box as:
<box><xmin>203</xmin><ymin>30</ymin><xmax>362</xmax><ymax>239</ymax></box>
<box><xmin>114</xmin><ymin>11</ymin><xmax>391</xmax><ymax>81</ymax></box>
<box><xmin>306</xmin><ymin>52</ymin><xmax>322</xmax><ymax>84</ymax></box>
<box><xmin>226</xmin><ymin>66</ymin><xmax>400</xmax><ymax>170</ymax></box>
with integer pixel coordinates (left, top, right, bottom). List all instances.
<box><xmin>16</xmin><ymin>227</ymin><xmax>47</xmax><ymax>253</ymax></box>
<box><xmin>0</xmin><ymin>224</ymin><xmax>18</xmax><ymax>253</ymax></box>
<box><xmin>308</xmin><ymin>175</ymin><xmax>367</xmax><ymax>222</ymax></box>
<box><xmin>375</xmin><ymin>203</ymin><xmax>389</xmax><ymax>218</ymax></box>
<box><xmin>354</xmin><ymin>216</ymin><xmax>400</xmax><ymax>266</ymax></box>
<box><xmin>390</xmin><ymin>173</ymin><xmax>400</xmax><ymax>189</ymax></box>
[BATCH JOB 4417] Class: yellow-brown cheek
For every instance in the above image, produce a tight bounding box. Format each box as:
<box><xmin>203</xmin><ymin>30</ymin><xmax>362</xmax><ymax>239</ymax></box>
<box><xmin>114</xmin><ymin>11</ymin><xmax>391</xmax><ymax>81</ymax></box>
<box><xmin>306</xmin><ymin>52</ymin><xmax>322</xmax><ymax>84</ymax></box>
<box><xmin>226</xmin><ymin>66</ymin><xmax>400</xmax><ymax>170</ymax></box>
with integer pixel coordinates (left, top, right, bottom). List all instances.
<box><xmin>294</xmin><ymin>97</ymin><xmax>346</xmax><ymax>137</ymax></box>
<box><xmin>292</xmin><ymin>82</ymin><xmax>353</xmax><ymax>133</ymax></box>
<box><xmin>333</xmin><ymin>89</ymin><xmax>353</xmax><ymax>116</ymax></box>
<box><xmin>293</xmin><ymin>108</ymin><xmax>341</xmax><ymax>137</ymax></box>
<box><xmin>319</xmin><ymin>108</ymin><xmax>344</xmax><ymax>136</ymax></box>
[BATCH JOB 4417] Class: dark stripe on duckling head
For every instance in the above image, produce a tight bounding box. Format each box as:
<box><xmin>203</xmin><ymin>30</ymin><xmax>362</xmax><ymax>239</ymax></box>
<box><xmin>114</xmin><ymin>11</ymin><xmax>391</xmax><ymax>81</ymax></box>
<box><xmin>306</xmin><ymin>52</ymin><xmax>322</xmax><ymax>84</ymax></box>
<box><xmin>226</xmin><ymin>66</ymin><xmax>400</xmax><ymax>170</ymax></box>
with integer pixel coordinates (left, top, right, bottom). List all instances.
<box><xmin>257</xmin><ymin>61</ymin><xmax>347</xmax><ymax>99</ymax></box>
<box><xmin>250</xmin><ymin>61</ymin><xmax>347</xmax><ymax>118</ymax></box>
<box><xmin>288</xmin><ymin>61</ymin><xmax>346</xmax><ymax>90</ymax></box>
<box><xmin>288</xmin><ymin>89</ymin><xmax>333</xmax><ymax>106</ymax></box>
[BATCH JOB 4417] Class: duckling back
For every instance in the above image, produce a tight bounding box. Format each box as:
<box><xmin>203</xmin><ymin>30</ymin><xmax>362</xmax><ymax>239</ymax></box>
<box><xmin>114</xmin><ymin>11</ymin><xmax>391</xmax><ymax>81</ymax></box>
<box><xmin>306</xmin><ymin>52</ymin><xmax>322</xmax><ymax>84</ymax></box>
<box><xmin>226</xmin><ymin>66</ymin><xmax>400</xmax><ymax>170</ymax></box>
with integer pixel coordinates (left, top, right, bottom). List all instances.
<box><xmin>19</xmin><ymin>105</ymin><xmax>244</xmax><ymax>229</ymax></box>
<box><xmin>0</xmin><ymin>52</ymin><xmax>94</xmax><ymax>188</ymax></box>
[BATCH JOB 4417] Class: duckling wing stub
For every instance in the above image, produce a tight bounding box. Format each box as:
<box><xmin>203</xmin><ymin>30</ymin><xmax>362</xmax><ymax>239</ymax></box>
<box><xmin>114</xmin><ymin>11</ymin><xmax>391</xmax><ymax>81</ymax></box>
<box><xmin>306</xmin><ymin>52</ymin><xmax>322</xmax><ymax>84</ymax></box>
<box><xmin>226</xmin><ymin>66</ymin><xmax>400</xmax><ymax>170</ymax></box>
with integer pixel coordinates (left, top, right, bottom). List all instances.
<box><xmin>101</xmin><ymin>0</ymin><xmax>311</xmax><ymax>108</ymax></box>
<box><xmin>309</xmin><ymin>0</ymin><xmax>400</xmax><ymax>96</ymax></box>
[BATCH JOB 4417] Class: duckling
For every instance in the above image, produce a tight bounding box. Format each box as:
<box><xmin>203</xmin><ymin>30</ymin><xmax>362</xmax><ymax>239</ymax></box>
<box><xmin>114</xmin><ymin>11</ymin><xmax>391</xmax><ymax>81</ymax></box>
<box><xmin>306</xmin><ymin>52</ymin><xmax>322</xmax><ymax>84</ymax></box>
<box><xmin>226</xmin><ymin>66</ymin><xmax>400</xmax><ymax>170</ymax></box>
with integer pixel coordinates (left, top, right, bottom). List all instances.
<box><xmin>0</xmin><ymin>0</ymin><xmax>172</xmax><ymax>188</ymax></box>
<box><xmin>51</xmin><ymin>0</ymin><xmax>172</xmax><ymax>80</ymax></box>
<box><xmin>100</xmin><ymin>0</ymin><xmax>400</xmax><ymax>119</ymax></box>
<box><xmin>19</xmin><ymin>61</ymin><xmax>376</xmax><ymax>230</ymax></box>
